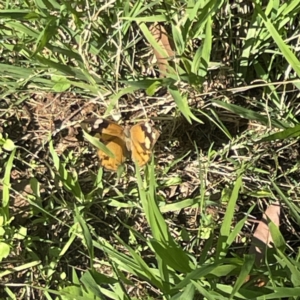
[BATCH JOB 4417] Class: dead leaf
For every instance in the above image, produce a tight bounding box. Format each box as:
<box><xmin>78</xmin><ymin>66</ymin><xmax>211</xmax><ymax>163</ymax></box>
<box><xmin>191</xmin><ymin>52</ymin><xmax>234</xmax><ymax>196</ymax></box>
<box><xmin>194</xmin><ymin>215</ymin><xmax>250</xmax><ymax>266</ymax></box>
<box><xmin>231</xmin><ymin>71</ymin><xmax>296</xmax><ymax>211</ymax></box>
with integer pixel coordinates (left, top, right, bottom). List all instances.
<box><xmin>149</xmin><ymin>23</ymin><xmax>175</xmax><ymax>77</ymax></box>
<box><xmin>245</xmin><ymin>201</ymin><xmax>280</xmax><ymax>286</ymax></box>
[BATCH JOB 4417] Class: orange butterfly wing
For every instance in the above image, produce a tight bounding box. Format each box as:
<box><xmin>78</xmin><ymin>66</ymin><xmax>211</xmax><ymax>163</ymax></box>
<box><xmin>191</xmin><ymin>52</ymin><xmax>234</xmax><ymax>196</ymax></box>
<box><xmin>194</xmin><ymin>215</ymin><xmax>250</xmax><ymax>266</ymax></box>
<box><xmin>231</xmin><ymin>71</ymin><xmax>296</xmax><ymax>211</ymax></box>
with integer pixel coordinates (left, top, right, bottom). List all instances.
<box><xmin>82</xmin><ymin>119</ymin><xmax>159</xmax><ymax>171</ymax></box>
<box><xmin>129</xmin><ymin>122</ymin><xmax>160</xmax><ymax>167</ymax></box>
<box><xmin>82</xmin><ymin>119</ymin><xmax>128</xmax><ymax>172</ymax></box>
<box><xmin>97</xmin><ymin>134</ymin><xmax>127</xmax><ymax>171</ymax></box>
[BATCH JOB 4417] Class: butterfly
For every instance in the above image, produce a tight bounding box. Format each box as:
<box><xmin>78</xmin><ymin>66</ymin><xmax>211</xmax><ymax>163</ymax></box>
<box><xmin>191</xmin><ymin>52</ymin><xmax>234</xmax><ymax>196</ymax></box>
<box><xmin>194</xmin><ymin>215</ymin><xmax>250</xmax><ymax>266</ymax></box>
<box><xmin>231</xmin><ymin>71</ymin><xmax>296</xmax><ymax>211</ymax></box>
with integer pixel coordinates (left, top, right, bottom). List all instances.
<box><xmin>81</xmin><ymin>118</ymin><xmax>160</xmax><ymax>171</ymax></box>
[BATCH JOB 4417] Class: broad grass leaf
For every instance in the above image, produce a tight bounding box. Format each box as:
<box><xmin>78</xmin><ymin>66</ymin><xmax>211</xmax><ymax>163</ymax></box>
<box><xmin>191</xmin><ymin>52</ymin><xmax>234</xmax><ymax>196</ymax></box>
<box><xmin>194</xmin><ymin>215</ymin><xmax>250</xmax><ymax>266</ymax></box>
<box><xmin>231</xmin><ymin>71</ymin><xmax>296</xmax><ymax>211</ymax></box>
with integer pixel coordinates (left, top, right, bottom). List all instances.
<box><xmin>44</xmin><ymin>286</ymin><xmax>103</xmax><ymax>300</ymax></box>
<box><xmin>93</xmin><ymin>234</ymin><xmax>165</xmax><ymax>291</ymax></box>
<box><xmin>268</xmin><ymin>213</ymin><xmax>284</xmax><ymax>251</ymax></box>
<box><xmin>192</xmin><ymin>15</ymin><xmax>212</xmax><ymax>80</ymax></box>
<box><xmin>93</xmin><ymin>240</ymin><xmax>138</xmax><ymax>272</ymax></box>
<box><xmin>81</xmin><ymin>270</ymin><xmax>116</xmax><ymax>299</ymax></box>
<box><xmin>81</xmin><ymin>128</ymin><xmax>115</xmax><ymax>159</ymax></box>
<box><xmin>47</xmin><ymin>45</ymin><xmax>83</xmax><ymax>61</ymax></box>
<box><xmin>136</xmin><ymin>162</ymin><xmax>193</xmax><ymax>281</ymax></box>
<box><xmin>213</xmin><ymin>100</ymin><xmax>289</xmax><ymax>129</ymax></box>
<box><xmin>146</xmin><ymin>80</ymin><xmax>161</xmax><ymax>96</ymax></box>
<box><xmin>59</xmin><ymin>286</ymin><xmax>102</xmax><ymax>300</ymax></box>
<box><xmin>254</xmin><ymin>2</ymin><xmax>300</xmax><ymax>77</ymax></box>
<box><xmin>143</xmin><ymin>163</ymin><xmax>192</xmax><ymax>274</ymax></box>
<box><xmin>52</xmin><ymin>76</ymin><xmax>71</xmax><ymax>92</ymax></box>
<box><xmin>271</xmin><ymin>180</ymin><xmax>300</xmax><ymax>225</ymax></box>
<box><xmin>74</xmin><ymin>209</ymin><xmax>94</xmax><ymax>265</ymax></box>
<box><xmin>2</xmin><ymin>149</ymin><xmax>15</xmax><ymax>216</ymax></box>
<box><xmin>0</xmin><ymin>242</ymin><xmax>10</xmax><ymax>262</ymax></box>
<box><xmin>122</xmin><ymin>15</ymin><xmax>167</xmax><ymax>22</ymax></box>
<box><xmin>35</xmin><ymin>55</ymin><xmax>93</xmax><ymax>83</ymax></box>
<box><xmin>227</xmin><ymin>204</ymin><xmax>256</xmax><ymax>247</ymax></box>
<box><xmin>3</xmin><ymin>20</ymin><xmax>39</xmax><ymax>37</ymax></box>
<box><xmin>191</xmin><ymin>280</ymin><xmax>221</xmax><ymax>300</ymax></box>
<box><xmin>136</xmin><ymin>164</ymin><xmax>168</xmax><ymax>242</ymax></box>
<box><xmin>261</xmin><ymin>287</ymin><xmax>300</xmax><ymax>298</ymax></box>
<box><xmin>259</xmin><ymin>124</ymin><xmax>300</xmax><ymax>142</ymax></box>
<box><xmin>114</xmin><ymin>234</ymin><xmax>165</xmax><ymax>290</ymax></box>
<box><xmin>171</xmin><ymin>23</ymin><xmax>185</xmax><ymax>55</ymax></box>
<box><xmin>34</xmin><ymin>0</ymin><xmax>58</xmax><ymax>10</ymax></box>
<box><xmin>199</xmin><ymin>234</ymin><xmax>214</xmax><ymax>265</ymax></box>
<box><xmin>205</xmin><ymin>108</ymin><xmax>232</xmax><ymax>140</ymax></box>
<box><xmin>32</xmin><ymin>18</ymin><xmax>58</xmax><ymax>56</ymax></box>
<box><xmin>240</xmin><ymin>19</ymin><xmax>259</xmax><ymax>78</ymax></box>
<box><xmin>105</xmin><ymin>86</ymin><xmax>142</xmax><ymax>116</ymax></box>
<box><xmin>168</xmin><ymin>85</ymin><xmax>193</xmax><ymax>123</ymax></box>
<box><xmin>0</xmin><ymin>260</ymin><xmax>41</xmax><ymax>279</ymax></box>
<box><xmin>171</xmin><ymin>283</ymin><xmax>195</xmax><ymax>300</ymax></box>
<box><xmin>209</xmin><ymin>263</ymin><xmax>241</xmax><ymax>277</ymax></box>
<box><xmin>71</xmin><ymin>267</ymin><xmax>80</xmax><ymax>285</ymax></box>
<box><xmin>13</xmin><ymin>226</ymin><xmax>27</xmax><ymax>240</ymax></box>
<box><xmin>216</xmin><ymin>172</ymin><xmax>242</xmax><ymax>259</ymax></box>
<box><xmin>159</xmin><ymin>198</ymin><xmax>201</xmax><ymax>213</ymax></box>
<box><xmin>230</xmin><ymin>255</ymin><xmax>255</xmax><ymax>299</ymax></box>
<box><xmin>30</xmin><ymin>178</ymin><xmax>42</xmax><ymax>206</ymax></box>
<box><xmin>215</xmin><ymin>283</ymin><xmax>272</xmax><ymax>299</ymax></box>
<box><xmin>2</xmin><ymin>139</ymin><xmax>15</xmax><ymax>152</ymax></box>
<box><xmin>151</xmin><ymin>239</ymin><xmax>192</xmax><ymax>273</ymax></box>
<box><xmin>186</xmin><ymin>0</ymin><xmax>204</xmax><ymax>22</ymax></box>
<box><xmin>0</xmin><ymin>63</ymin><xmax>33</xmax><ymax>78</ymax></box>
<box><xmin>121</xmin><ymin>0</ymin><xmax>161</xmax><ymax>23</ymax></box>
<box><xmin>173</xmin><ymin>262</ymin><xmax>223</xmax><ymax>290</ymax></box>
<box><xmin>275</xmin><ymin>250</ymin><xmax>300</xmax><ymax>287</ymax></box>
<box><xmin>190</xmin><ymin>0</ymin><xmax>223</xmax><ymax>39</ymax></box>
<box><xmin>0</xmin><ymin>10</ymin><xmax>33</xmax><ymax>19</ymax></box>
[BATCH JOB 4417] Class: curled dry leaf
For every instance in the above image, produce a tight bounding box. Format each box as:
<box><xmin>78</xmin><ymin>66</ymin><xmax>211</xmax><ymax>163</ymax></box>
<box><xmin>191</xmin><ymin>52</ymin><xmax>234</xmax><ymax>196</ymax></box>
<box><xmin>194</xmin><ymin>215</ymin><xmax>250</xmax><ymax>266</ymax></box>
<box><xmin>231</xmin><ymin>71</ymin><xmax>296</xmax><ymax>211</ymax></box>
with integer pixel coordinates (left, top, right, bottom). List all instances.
<box><xmin>149</xmin><ymin>23</ymin><xmax>175</xmax><ymax>77</ymax></box>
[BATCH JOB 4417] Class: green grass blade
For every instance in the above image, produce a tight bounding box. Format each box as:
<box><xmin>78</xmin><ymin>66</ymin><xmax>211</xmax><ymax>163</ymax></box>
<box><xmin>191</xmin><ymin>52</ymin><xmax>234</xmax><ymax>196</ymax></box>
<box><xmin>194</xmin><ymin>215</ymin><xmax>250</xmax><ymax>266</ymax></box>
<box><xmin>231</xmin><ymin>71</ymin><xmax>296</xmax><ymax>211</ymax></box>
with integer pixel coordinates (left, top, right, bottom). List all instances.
<box><xmin>0</xmin><ymin>10</ymin><xmax>34</xmax><ymax>19</ymax></box>
<box><xmin>32</xmin><ymin>18</ymin><xmax>58</xmax><ymax>56</ymax></box>
<box><xmin>268</xmin><ymin>220</ymin><xmax>286</xmax><ymax>252</ymax></box>
<box><xmin>259</xmin><ymin>124</ymin><xmax>300</xmax><ymax>142</ymax></box>
<box><xmin>191</xmin><ymin>280</ymin><xmax>223</xmax><ymax>300</ymax></box>
<box><xmin>275</xmin><ymin>250</ymin><xmax>300</xmax><ymax>287</ymax></box>
<box><xmin>49</xmin><ymin>141</ymin><xmax>84</xmax><ymax>201</ymax></box>
<box><xmin>81</xmin><ymin>129</ymin><xmax>115</xmax><ymax>159</ymax></box>
<box><xmin>173</xmin><ymin>261</ymin><xmax>224</xmax><ymax>290</ymax></box>
<box><xmin>138</xmin><ymin>22</ymin><xmax>172</xmax><ymax>61</ymax></box>
<box><xmin>114</xmin><ymin>234</ymin><xmax>165</xmax><ymax>291</ymax></box>
<box><xmin>172</xmin><ymin>283</ymin><xmax>196</xmax><ymax>300</ymax></box>
<box><xmin>137</xmin><ymin>163</ymin><xmax>193</xmax><ymax>274</ymax></box>
<box><xmin>271</xmin><ymin>180</ymin><xmax>300</xmax><ymax>225</ymax></box>
<box><xmin>168</xmin><ymin>85</ymin><xmax>193</xmax><ymax>123</ymax></box>
<box><xmin>254</xmin><ymin>1</ymin><xmax>300</xmax><ymax>77</ymax></box>
<box><xmin>230</xmin><ymin>255</ymin><xmax>255</xmax><ymax>299</ymax></box>
<box><xmin>81</xmin><ymin>269</ymin><xmax>118</xmax><ymax>298</ymax></box>
<box><xmin>192</xmin><ymin>15</ymin><xmax>212</xmax><ymax>79</ymax></box>
<box><xmin>216</xmin><ymin>170</ymin><xmax>243</xmax><ymax>259</ymax></box>
<box><xmin>2</xmin><ymin>149</ymin><xmax>16</xmax><ymax>220</ymax></box>
<box><xmin>74</xmin><ymin>208</ymin><xmax>94</xmax><ymax>268</ymax></box>
<box><xmin>227</xmin><ymin>204</ymin><xmax>255</xmax><ymax>246</ymax></box>
<box><xmin>171</xmin><ymin>23</ymin><xmax>185</xmax><ymax>55</ymax></box>
<box><xmin>213</xmin><ymin>100</ymin><xmax>290</xmax><ymax>129</ymax></box>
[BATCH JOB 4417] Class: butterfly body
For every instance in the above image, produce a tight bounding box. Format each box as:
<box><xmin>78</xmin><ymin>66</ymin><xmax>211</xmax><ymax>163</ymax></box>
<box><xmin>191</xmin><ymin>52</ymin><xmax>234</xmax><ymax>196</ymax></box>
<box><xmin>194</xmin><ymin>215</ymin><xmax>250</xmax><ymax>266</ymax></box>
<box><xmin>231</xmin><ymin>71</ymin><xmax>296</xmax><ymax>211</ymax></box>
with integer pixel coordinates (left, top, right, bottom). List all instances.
<box><xmin>81</xmin><ymin>118</ymin><xmax>159</xmax><ymax>171</ymax></box>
